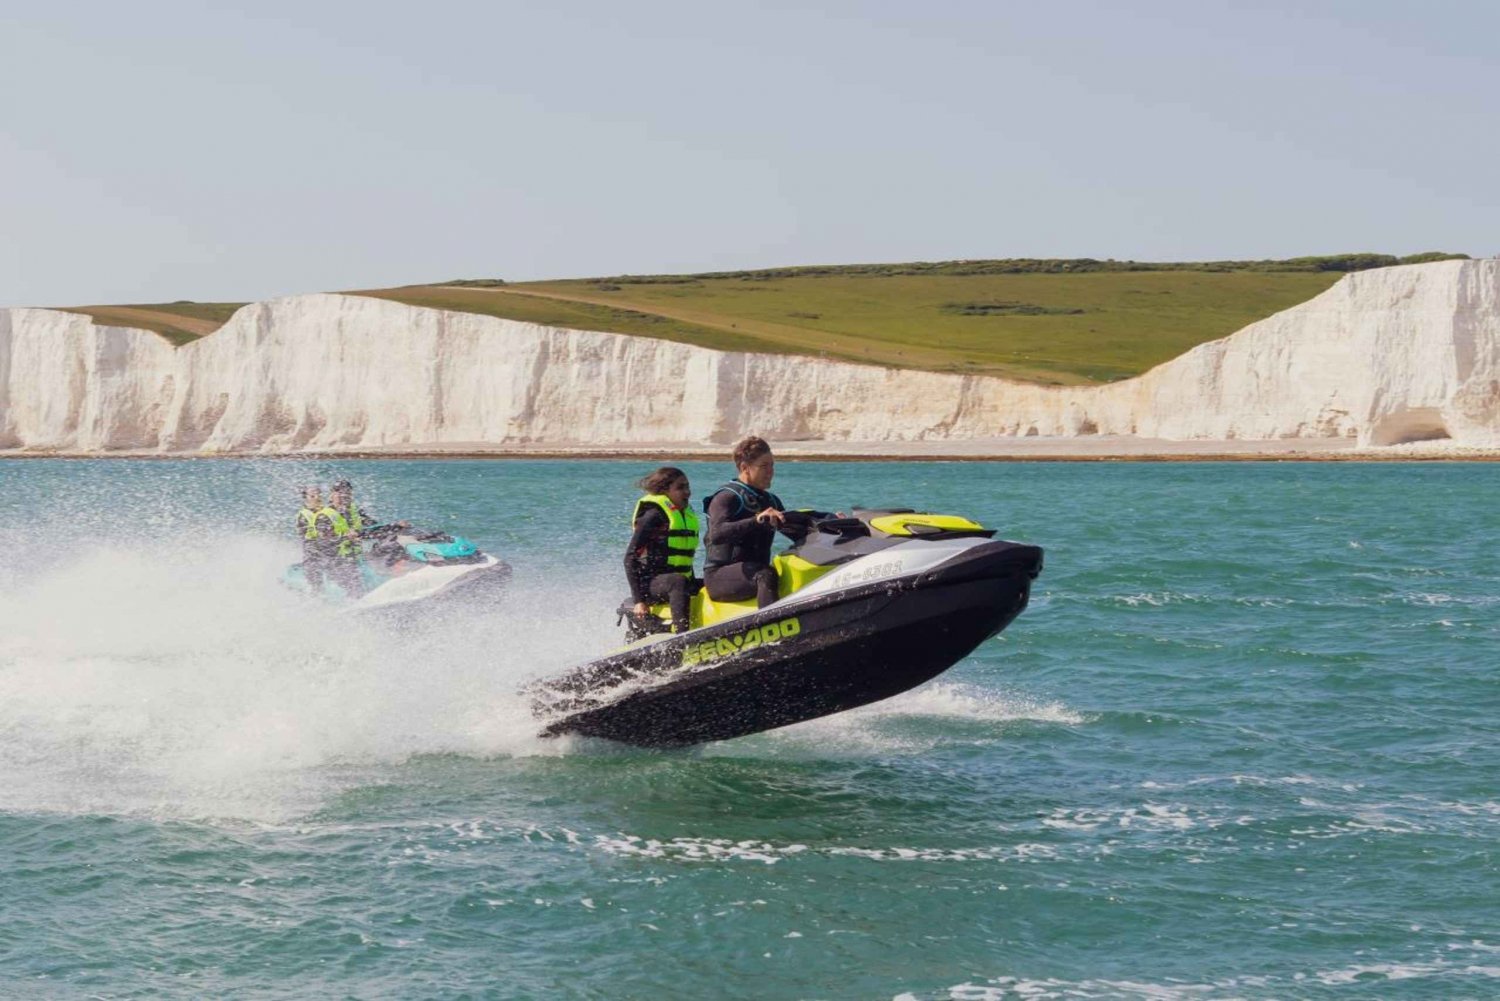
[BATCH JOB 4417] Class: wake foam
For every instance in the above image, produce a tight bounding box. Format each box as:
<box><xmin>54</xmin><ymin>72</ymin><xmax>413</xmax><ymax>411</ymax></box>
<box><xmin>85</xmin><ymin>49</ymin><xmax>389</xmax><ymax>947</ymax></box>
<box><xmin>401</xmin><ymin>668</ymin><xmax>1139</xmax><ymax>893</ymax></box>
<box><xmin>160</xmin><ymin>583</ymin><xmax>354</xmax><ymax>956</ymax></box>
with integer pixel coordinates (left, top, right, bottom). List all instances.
<box><xmin>731</xmin><ymin>682</ymin><xmax>1082</xmax><ymax>756</ymax></box>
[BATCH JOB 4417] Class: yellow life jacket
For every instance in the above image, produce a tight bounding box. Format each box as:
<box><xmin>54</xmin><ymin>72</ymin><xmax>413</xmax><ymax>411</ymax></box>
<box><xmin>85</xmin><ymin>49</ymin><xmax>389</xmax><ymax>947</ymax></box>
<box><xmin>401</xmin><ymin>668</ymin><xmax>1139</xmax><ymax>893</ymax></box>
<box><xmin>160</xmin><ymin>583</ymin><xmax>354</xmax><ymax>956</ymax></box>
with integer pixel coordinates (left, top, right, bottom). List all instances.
<box><xmin>297</xmin><ymin>507</ymin><xmax>320</xmax><ymax>540</ymax></box>
<box><xmin>631</xmin><ymin>494</ymin><xmax>700</xmax><ymax>576</ymax></box>
<box><xmin>318</xmin><ymin>506</ymin><xmax>359</xmax><ymax>557</ymax></box>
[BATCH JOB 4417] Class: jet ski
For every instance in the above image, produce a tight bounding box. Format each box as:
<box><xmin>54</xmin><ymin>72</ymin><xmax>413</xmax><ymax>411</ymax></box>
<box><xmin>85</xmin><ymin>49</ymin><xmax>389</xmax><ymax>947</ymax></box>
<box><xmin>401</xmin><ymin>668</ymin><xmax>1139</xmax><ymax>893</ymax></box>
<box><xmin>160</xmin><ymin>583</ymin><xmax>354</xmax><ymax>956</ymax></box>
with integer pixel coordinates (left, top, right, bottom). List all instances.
<box><xmin>530</xmin><ymin>509</ymin><xmax>1042</xmax><ymax>747</ymax></box>
<box><xmin>283</xmin><ymin>523</ymin><xmax>510</xmax><ymax>612</ymax></box>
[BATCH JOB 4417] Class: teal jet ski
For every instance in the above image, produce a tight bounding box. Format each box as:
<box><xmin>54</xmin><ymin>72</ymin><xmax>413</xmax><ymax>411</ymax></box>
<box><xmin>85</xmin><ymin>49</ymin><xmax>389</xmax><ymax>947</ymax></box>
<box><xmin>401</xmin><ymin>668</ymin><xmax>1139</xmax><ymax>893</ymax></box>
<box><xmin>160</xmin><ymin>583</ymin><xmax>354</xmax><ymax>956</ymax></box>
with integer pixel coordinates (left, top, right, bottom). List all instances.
<box><xmin>284</xmin><ymin>523</ymin><xmax>510</xmax><ymax>611</ymax></box>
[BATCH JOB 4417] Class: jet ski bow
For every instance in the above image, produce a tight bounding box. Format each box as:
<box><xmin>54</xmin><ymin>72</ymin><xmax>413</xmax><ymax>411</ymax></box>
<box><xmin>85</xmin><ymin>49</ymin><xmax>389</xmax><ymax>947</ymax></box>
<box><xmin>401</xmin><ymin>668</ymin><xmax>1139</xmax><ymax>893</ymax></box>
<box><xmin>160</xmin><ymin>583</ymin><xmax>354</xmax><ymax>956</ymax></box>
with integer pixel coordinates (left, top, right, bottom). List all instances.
<box><xmin>531</xmin><ymin>509</ymin><xmax>1042</xmax><ymax>747</ymax></box>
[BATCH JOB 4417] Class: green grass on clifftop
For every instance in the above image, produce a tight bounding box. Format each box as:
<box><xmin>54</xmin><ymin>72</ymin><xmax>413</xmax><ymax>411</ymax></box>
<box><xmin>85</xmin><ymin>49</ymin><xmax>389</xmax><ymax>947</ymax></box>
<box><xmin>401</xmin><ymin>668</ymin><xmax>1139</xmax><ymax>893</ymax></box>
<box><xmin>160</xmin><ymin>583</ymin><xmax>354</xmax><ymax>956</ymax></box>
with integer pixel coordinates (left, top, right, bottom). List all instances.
<box><xmin>361</xmin><ymin>268</ymin><xmax>1352</xmax><ymax>384</ymax></box>
<box><xmin>364</xmin><ymin>255</ymin><xmax>1466</xmax><ymax>383</ymax></box>
<box><xmin>60</xmin><ymin>302</ymin><xmax>248</xmax><ymax>347</ymax></box>
<box><xmin>55</xmin><ymin>254</ymin><xmax>1467</xmax><ymax>383</ymax></box>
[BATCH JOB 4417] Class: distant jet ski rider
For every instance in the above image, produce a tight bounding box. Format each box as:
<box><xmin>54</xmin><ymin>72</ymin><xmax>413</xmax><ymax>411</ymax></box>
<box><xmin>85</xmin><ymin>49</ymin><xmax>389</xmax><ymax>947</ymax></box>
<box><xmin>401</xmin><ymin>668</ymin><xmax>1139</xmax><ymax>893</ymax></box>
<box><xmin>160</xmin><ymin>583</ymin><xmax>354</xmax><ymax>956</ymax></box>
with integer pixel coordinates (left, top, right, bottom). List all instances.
<box><xmin>325</xmin><ymin>479</ymin><xmax>375</xmax><ymax>597</ymax></box>
<box><xmin>322</xmin><ymin>478</ymin><xmax>410</xmax><ymax>597</ymax></box>
<box><xmin>703</xmin><ymin>436</ymin><xmax>825</xmax><ymax>609</ymax></box>
<box><xmin>330</xmin><ymin>479</ymin><xmax>374</xmax><ymax>537</ymax></box>
<box><xmin>295</xmin><ymin>485</ymin><xmax>331</xmax><ymax>594</ymax></box>
<box><xmin>626</xmin><ymin>466</ymin><xmax>701</xmax><ymax>633</ymax></box>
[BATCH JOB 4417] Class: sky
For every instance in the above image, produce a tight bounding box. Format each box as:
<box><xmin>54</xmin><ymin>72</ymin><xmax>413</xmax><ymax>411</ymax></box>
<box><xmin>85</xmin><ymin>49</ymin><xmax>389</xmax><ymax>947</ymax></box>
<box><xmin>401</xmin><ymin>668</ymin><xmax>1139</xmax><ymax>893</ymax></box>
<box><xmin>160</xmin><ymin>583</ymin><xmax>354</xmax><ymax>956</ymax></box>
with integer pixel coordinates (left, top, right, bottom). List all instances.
<box><xmin>1</xmin><ymin>0</ymin><xmax>1497</xmax><ymax>305</ymax></box>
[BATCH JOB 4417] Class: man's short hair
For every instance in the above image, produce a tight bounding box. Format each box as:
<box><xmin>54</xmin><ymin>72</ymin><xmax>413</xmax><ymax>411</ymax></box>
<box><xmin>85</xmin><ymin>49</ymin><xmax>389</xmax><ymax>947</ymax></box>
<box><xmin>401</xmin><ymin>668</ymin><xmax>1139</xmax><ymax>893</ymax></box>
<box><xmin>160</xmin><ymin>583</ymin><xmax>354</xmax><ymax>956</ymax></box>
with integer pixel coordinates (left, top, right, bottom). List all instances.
<box><xmin>732</xmin><ymin>435</ymin><xmax>772</xmax><ymax>467</ymax></box>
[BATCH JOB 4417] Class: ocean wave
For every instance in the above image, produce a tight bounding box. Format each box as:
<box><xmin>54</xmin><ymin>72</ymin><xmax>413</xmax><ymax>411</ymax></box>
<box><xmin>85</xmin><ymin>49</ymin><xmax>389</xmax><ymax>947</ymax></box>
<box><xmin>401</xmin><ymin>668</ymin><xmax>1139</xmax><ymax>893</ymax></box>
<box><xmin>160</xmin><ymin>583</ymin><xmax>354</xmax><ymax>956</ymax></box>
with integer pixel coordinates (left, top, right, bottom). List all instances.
<box><xmin>1040</xmin><ymin>802</ymin><xmax>1231</xmax><ymax>833</ymax></box>
<box><xmin>895</xmin><ymin>957</ymin><xmax>1500</xmax><ymax>1000</ymax></box>
<box><xmin>591</xmin><ymin>833</ymin><xmax>1062</xmax><ymax>865</ymax></box>
<box><xmin>1139</xmin><ymin>774</ymin><xmax>1357</xmax><ymax>792</ymax></box>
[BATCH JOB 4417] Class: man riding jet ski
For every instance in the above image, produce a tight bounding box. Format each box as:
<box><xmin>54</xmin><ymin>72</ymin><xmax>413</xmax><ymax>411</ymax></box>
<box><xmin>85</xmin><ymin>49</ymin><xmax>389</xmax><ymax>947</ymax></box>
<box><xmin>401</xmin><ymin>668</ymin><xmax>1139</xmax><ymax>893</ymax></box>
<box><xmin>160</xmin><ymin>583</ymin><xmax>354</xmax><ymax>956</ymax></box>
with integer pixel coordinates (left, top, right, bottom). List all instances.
<box><xmin>531</xmin><ymin>507</ymin><xmax>1042</xmax><ymax>748</ymax></box>
<box><xmin>283</xmin><ymin>521</ymin><xmax>510</xmax><ymax>612</ymax></box>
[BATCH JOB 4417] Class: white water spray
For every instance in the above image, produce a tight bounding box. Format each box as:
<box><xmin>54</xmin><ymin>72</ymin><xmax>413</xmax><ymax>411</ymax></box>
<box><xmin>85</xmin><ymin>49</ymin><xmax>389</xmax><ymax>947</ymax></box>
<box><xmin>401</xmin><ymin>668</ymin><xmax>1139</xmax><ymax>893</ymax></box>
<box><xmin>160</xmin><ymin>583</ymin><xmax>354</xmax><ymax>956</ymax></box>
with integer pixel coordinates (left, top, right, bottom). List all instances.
<box><xmin>0</xmin><ymin>524</ymin><xmax>619</xmax><ymax>821</ymax></box>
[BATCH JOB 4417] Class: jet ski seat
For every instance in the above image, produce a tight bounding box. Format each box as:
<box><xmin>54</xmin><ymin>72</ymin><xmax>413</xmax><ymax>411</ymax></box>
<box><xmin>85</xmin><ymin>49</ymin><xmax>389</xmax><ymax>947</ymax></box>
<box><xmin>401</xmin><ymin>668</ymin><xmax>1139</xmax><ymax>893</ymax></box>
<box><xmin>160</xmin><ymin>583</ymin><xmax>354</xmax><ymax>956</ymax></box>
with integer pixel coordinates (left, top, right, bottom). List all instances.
<box><xmin>626</xmin><ymin>511</ymin><xmax>993</xmax><ymax>639</ymax></box>
<box><xmin>632</xmin><ymin>552</ymin><xmax>839</xmax><ymax>636</ymax></box>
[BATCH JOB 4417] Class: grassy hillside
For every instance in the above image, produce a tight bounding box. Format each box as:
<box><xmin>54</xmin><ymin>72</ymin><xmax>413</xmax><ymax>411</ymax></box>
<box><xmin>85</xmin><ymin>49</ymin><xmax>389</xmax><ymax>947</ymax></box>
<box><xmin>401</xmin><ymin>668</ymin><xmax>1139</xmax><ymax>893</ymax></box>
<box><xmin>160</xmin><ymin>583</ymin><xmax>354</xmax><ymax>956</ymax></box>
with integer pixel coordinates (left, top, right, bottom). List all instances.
<box><xmin>363</xmin><ymin>254</ymin><xmax>1464</xmax><ymax>384</ymax></box>
<box><xmin>361</xmin><ymin>269</ymin><xmax>1349</xmax><ymax>384</ymax></box>
<box><xmin>52</xmin><ymin>254</ymin><xmax>1467</xmax><ymax>384</ymax></box>
<box><xmin>59</xmin><ymin>302</ymin><xmax>247</xmax><ymax>347</ymax></box>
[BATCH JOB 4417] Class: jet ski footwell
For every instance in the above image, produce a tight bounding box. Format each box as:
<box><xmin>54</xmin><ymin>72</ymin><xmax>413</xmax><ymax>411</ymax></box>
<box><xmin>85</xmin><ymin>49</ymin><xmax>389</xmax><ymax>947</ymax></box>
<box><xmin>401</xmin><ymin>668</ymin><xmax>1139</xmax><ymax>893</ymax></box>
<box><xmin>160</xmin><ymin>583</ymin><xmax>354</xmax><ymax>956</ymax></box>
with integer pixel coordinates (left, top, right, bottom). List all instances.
<box><xmin>534</xmin><ymin>539</ymin><xmax>1042</xmax><ymax>748</ymax></box>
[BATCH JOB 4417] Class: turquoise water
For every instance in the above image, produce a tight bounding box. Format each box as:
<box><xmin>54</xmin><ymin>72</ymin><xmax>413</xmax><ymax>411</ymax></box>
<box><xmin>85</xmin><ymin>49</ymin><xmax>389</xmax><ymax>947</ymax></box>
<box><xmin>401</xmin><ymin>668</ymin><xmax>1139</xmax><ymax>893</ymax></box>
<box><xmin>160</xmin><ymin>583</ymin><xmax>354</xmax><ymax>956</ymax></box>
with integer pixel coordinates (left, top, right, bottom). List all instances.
<box><xmin>1</xmin><ymin>458</ymin><xmax>1496</xmax><ymax>999</ymax></box>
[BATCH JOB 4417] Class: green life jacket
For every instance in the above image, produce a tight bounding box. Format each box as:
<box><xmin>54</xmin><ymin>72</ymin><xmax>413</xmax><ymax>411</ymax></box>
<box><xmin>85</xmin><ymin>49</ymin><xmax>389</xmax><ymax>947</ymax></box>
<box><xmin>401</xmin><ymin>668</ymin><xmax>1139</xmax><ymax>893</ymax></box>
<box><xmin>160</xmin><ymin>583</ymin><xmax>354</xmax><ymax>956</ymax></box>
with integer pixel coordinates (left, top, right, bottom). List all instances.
<box><xmin>346</xmin><ymin>500</ymin><xmax>364</xmax><ymax>535</ymax></box>
<box><xmin>631</xmin><ymin>494</ymin><xmax>700</xmax><ymax>576</ymax></box>
<box><xmin>318</xmin><ymin>506</ymin><xmax>358</xmax><ymax>557</ymax></box>
<box><xmin>297</xmin><ymin>507</ymin><xmax>320</xmax><ymax>540</ymax></box>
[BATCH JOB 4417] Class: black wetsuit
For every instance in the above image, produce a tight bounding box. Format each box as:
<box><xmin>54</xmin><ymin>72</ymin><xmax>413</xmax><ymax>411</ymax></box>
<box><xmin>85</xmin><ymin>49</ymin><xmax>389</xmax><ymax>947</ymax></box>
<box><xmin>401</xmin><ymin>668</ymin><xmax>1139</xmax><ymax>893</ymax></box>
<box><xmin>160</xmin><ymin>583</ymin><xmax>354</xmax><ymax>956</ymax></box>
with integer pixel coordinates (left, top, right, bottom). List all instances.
<box><xmin>703</xmin><ymin>483</ymin><xmax>817</xmax><ymax>608</ymax></box>
<box><xmin>625</xmin><ymin>506</ymin><xmax>694</xmax><ymax>632</ymax></box>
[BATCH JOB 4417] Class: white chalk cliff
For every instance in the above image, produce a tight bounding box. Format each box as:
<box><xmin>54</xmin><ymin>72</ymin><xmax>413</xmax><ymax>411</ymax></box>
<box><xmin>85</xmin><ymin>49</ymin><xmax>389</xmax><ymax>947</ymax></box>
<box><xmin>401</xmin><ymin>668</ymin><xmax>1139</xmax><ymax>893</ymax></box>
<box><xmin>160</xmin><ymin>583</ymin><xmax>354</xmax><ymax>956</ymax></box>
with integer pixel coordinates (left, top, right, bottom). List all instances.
<box><xmin>2</xmin><ymin>259</ymin><xmax>1498</xmax><ymax>452</ymax></box>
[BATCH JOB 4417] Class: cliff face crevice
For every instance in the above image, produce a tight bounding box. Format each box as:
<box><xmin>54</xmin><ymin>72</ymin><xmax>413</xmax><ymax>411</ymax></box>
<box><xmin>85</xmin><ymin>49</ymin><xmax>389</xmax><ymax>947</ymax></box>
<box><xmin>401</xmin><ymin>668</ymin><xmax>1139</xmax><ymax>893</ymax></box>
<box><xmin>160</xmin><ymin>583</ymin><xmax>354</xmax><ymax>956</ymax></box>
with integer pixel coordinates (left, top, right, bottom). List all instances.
<box><xmin>2</xmin><ymin>260</ymin><xmax>1498</xmax><ymax>452</ymax></box>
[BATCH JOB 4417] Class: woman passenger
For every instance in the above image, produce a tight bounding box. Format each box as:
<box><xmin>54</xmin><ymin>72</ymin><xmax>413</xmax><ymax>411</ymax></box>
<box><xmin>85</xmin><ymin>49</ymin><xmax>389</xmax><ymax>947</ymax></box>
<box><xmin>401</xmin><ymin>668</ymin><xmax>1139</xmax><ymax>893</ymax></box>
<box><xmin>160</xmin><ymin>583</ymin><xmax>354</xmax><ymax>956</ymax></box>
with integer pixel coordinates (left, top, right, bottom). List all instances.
<box><xmin>625</xmin><ymin>467</ymin><xmax>700</xmax><ymax>634</ymax></box>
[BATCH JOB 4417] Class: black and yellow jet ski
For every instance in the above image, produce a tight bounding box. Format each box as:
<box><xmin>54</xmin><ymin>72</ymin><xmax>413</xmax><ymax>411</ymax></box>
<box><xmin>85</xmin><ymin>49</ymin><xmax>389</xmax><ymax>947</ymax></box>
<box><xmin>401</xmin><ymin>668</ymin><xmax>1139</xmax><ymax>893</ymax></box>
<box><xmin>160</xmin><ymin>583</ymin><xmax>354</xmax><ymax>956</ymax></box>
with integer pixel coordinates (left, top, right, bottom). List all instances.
<box><xmin>530</xmin><ymin>509</ymin><xmax>1042</xmax><ymax>747</ymax></box>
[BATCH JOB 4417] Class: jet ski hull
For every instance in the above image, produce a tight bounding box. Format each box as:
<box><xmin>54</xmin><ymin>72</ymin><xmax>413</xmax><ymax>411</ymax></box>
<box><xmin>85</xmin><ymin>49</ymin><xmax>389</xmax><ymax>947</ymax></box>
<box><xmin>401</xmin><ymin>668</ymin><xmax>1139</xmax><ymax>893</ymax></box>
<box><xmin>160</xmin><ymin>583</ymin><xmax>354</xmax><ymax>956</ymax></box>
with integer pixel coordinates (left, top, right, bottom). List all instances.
<box><xmin>536</xmin><ymin>540</ymin><xmax>1041</xmax><ymax>748</ymax></box>
<box><xmin>356</xmin><ymin>557</ymin><xmax>512</xmax><ymax>614</ymax></box>
<box><xmin>283</xmin><ymin>555</ymin><xmax>510</xmax><ymax>613</ymax></box>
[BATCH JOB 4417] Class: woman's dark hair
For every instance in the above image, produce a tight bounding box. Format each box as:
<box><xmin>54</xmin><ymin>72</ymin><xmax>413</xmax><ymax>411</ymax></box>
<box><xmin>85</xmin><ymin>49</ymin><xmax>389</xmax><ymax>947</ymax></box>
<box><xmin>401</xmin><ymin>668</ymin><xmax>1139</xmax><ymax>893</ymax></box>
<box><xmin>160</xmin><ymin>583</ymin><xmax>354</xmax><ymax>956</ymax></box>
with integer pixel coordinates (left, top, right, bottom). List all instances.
<box><xmin>732</xmin><ymin>435</ymin><xmax>772</xmax><ymax>468</ymax></box>
<box><xmin>638</xmin><ymin>466</ymin><xmax>687</xmax><ymax>494</ymax></box>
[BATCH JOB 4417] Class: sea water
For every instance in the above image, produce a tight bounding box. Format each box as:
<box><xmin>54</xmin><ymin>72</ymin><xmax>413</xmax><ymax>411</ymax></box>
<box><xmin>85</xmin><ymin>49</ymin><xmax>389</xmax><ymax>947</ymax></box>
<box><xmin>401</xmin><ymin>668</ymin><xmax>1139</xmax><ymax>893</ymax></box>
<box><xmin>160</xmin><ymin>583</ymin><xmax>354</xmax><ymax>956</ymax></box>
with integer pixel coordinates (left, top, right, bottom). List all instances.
<box><xmin>0</xmin><ymin>458</ymin><xmax>1496</xmax><ymax>999</ymax></box>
